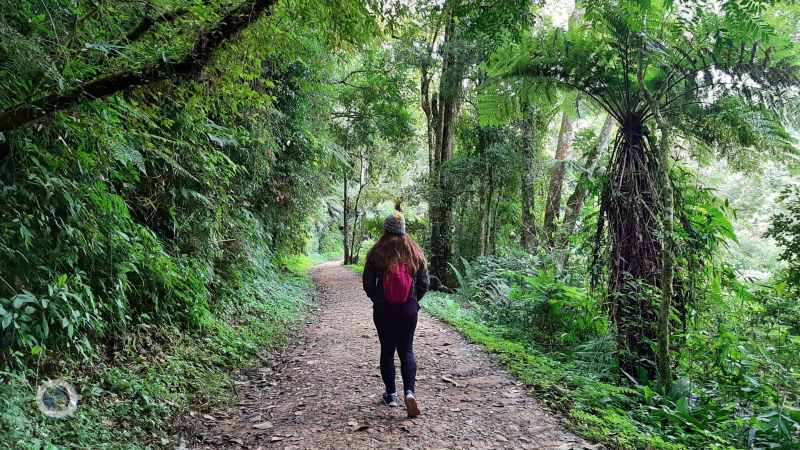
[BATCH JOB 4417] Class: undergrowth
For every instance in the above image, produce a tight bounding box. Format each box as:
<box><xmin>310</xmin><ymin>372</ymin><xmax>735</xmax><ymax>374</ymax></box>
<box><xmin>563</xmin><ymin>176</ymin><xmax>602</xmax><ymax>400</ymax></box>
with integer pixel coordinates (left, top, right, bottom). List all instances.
<box><xmin>424</xmin><ymin>257</ymin><xmax>800</xmax><ymax>449</ymax></box>
<box><xmin>0</xmin><ymin>254</ymin><xmax>316</xmax><ymax>450</ymax></box>
<box><xmin>424</xmin><ymin>292</ymin><xmax>680</xmax><ymax>450</ymax></box>
<box><xmin>348</xmin><ymin>262</ymin><xmax>365</xmax><ymax>274</ymax></box>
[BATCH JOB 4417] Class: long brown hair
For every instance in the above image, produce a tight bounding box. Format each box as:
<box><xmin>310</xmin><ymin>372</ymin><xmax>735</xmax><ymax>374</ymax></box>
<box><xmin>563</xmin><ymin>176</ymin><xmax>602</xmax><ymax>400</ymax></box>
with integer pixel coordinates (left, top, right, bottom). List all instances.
<box><xmin>366</xmin><ymin>232</ymin><xmax>427</xmax><ymax>275</ymax></box>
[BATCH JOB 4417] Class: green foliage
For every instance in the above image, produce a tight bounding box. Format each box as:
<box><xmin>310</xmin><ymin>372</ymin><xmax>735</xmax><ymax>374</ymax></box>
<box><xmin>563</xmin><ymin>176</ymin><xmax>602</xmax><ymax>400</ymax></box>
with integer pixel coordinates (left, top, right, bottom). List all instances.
<box><xmin>424</xmin><ymin>292</ymin><xmax>678</xmax><ymax>450</ymax></box>
<box><xmin>333</xmin><ymin>42</ymin><xmax>419</xmax><ymax>262</ymax></box>
<box><xmin>0</xmin><ymin>255</ymin><xmax>313</xmax><ymax>449</ymax></box>
<box><xmin>767</xmin><ymin>185</ymin><xmax>800</xmax><ymax>287</ymax></box>
<box><xmin>0</xmin><ymin>0</ymin><xmax>375</xmax><ymax>366</ymax></box>
<box><xmin>3</xmin><ymin>1</ymin><xmax>800</xmax><ymax>449</ymax></box>
<box><xmin>0</xmin><ymin>3</ymin><xmax>379</xmax><ymax>447</ymax></box>
<box><xmin>452</xmin><ymin>257</ymin><xmax>611</xmax><ymax>363</ymax></box>
<box><xmin>507</xmin><ymin>271</ymin><xmax>609</xmax><ymax>346</ymax></box>
<box><xmin>488</xmin><ymin>0</ymin><xmax>799</xmax><ymax>166</ymax></box>
<box><xmin>437</xmin><ymin>252</ymin><xmax>800</xmax><ymax>448</ymax></box>
<box><xmin>276</xmin><ymin>254</ymin><xmax>324</xmax><ymax>275</ymax></box>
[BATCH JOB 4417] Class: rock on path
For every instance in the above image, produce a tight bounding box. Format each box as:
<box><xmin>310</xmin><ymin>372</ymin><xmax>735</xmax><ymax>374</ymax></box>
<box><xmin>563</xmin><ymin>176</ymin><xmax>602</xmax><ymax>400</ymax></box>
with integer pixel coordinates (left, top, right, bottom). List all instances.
<box><xmin>187</xmin><ymin>261</ymin><xmax>596</xmax><ymax>450</ymax></box>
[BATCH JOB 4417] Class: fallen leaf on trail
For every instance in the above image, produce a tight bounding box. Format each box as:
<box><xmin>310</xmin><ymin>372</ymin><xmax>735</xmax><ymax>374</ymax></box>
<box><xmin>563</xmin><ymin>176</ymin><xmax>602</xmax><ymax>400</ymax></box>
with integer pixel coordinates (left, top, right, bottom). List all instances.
<box><xmin>202</xmin><ymin>414</ymin><xmax>216</xmax><ymax>421</ymax></box>
<box><xmin>270</xmin><ymin>436</ymin><xmax>284</xmax><ymax>442</ymax></box>
<box><xmin>441</xmin><ymin>375</ymin><xmax>462</xmax><ymax>387</ymax></box>
<box><xmin>253</xmin><ymin>421</ymin><xmax>273</xmax><ymax>430</ymax></box>
<box><xmin>351</xmin><ymin>424</ymin><xmax>370</xmax><ymax>432</ymax></box>
<box><xmin>495</xmin><ymin>434</ymin><xmax>509</xmax><ymax>442</ymax></box>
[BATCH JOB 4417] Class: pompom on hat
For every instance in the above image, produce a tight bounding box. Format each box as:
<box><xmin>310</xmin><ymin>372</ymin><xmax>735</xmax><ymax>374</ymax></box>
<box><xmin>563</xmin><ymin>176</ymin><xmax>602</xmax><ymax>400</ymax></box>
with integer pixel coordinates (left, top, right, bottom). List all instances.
<box><xmin>383</xmin><ymin>201</ymin><xmax>406</xmax><ymax>235</ymax></box>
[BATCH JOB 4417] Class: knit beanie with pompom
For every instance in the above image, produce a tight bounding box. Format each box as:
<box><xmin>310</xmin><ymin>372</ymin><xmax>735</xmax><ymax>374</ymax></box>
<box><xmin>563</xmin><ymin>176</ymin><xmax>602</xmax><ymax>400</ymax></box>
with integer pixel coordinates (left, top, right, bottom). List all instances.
<box><xmin>383</xmin><ymin>201</ymin><xmax>406</xmax><ymax>235</ymax></box>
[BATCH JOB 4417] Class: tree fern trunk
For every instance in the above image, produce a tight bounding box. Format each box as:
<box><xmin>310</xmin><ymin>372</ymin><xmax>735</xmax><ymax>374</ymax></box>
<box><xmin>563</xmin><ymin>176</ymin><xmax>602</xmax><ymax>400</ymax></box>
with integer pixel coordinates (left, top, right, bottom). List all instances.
<box><xmin>604</xmin><ymin>115</ymin><xmax>662</xmax><ymax>379</ymax></box>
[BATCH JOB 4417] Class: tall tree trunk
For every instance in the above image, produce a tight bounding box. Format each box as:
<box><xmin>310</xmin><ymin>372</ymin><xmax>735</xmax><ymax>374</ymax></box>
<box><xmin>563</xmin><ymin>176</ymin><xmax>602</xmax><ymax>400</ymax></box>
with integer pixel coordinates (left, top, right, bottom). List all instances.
<box><xmin>656</xmin><ymin>133</ymin><xmax>674</xmax><ymax>392</ymax></box>
<box><xmin>649</xmin><ymin>99</ymin><xmax>675</xmax><ymax>392</ymax></box>
<box><xmin>479</xmin><ymin>175</ymin><xmax>489</xmax><ymax>257</ymax></box>
<box><xmin>519</xmin><ymin>111</ymin><xmax>548</xmax><ymax>252</ymax></box>
<box><xmin>487</xmin><ymin>169</ymin><xmax>497</xmax><ymax>255</ymax></box>
<box><xmin>488</xmin><ymin>180</ymin><xmax>499</xmax><ymax>255</ymax></box>
<box><xmin>454</xmin><ymin>198</ymin><xmax>466</xmax><ymax>257</ymax></box>
<box><xmin>348</xmin><ymin>153</ymin><xmax>368</xmax><ymax>264</ymax></box>
<box><xmin>342</xmin><ymin>172</ymin><xmax>350</xmax><ymax>264</ymax></box>
<box><xmin>478</xmin><ymin>134</ymin><xmax>490</xmax><ymax>257</ymax></box>
<box><xmin>429</xmin><ymin>10</ymin><xmax>462</xmax><ymax>286</ymax></box>
<box><xmin>602</xmin><ymin>113</ymin><xmax>662</xmax><ymax>379</ymax></box>
<box><xmin>520</xmin><ymin>116</ymin><xmax>536</xmax><ymax>252</ymax></box>
<box><xmin>543</xmin><ymin>111</ymin><xmax>575</xmax><ymax>244</ymax></box>
<box><xmin>419</xmin><ymin>15</ymin><xmax>441</xmax><ymax>172</ymax></box>
<box><xmin>479</xmin><ymin>170</ymin><xmax>496</xmax><ymax>257</ymax></box>
<box><xmin>421</xmin><ymin>65</ymin><xmax>435</xmax><ymax>170</ymax></box>
<box><xmin>562</xmin><ymin>114</ymin><xmax>615</xmax><ymax>240</ymax></box>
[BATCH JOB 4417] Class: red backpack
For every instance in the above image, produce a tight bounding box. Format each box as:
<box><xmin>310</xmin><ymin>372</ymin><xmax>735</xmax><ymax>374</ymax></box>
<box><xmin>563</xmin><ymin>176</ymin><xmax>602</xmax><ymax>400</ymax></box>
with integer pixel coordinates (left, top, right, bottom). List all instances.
<box><xmin>382</xmin><ymin>262</ymin><xmax>413</xmax><ymax>304</ymax></box>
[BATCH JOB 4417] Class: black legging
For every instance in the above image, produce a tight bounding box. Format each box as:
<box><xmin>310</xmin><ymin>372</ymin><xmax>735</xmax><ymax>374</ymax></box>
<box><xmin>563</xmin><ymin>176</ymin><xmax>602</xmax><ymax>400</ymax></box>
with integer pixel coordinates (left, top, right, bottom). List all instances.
<box><xmin>373</xmin><ymin>309</ymin><xmax>417</xmax><ymax>395</ymax></box>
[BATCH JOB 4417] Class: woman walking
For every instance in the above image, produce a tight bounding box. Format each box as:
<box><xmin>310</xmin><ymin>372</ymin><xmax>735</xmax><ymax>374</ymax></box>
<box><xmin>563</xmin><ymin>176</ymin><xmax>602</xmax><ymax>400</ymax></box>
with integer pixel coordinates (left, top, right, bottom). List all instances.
<box><xmin>362</xmin><ymin>207</ymin><xmax>429</xmax><ymax>418</ymax></box>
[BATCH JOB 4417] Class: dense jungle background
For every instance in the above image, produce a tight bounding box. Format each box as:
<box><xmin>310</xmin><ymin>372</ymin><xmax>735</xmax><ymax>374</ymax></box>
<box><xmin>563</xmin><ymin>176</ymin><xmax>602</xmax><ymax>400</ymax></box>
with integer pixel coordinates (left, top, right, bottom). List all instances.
<box><xmin>1</xmin><ymin>0</ymin><xmax>799</xmax><ymax>448</ymax></box>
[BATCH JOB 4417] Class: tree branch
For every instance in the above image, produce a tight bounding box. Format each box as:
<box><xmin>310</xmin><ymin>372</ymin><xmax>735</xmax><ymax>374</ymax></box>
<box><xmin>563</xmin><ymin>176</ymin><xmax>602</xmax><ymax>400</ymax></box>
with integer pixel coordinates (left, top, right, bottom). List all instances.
<box><xmin>124</xmin><ymin>8</ymin><xmax>191</xmax><ymax>43</ymax></box>
<box><xmin>0</xmin><ymin>0</ymin><xmax>278</xmax><ymax>133</ymax></box>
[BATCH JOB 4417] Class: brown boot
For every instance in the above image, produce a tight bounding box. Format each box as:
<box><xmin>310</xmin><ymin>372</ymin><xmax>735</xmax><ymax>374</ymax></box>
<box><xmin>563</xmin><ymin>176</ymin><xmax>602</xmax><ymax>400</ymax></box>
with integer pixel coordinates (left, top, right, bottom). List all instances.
<box><xmin>404</xmin><ymin>391</ymin><xmax>420</xmax><ymax>418</ymax></box>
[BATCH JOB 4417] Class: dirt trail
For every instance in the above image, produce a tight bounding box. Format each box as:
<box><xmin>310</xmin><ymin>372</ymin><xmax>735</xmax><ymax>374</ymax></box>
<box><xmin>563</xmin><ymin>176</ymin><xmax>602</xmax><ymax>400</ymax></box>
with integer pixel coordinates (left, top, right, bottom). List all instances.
<box><xmin>187</xmin><ymin>262</ymin><xmax>596</xmax><ymax>450</ymax></box>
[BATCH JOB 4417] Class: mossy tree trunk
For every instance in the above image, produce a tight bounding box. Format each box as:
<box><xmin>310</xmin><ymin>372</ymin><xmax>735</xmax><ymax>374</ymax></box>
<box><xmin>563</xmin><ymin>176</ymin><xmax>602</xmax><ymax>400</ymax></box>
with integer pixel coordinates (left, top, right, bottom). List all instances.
<box><xmin>543</xmin><ymin>111</ymin><xmax>575</xmax><ymax>245</ymax></box>
<box><xmin>428</xmin><ymin>11</ymin><xmax>463</xmax><ymax>287</ymax></box>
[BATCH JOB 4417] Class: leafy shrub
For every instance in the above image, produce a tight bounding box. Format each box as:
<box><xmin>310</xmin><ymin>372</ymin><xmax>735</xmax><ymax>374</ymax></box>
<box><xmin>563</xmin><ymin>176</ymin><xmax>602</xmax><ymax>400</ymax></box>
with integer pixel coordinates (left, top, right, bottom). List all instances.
<box><xmin>439</xmin><ymin>253</ymin><xmax>800</xmax><ymax>448</ymax></box>
<box><xmin>451</xmin><ymin>256</ymin><xmax>609</xmax><ymax>351</ymax></box>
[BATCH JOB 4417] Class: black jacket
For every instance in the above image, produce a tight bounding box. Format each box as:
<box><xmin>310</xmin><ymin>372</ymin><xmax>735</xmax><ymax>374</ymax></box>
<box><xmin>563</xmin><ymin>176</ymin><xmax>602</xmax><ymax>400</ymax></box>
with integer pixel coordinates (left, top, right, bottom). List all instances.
<box><xmin>362</xmin><ymin>256</ymin><xmax>430</xmax><ymax>305</ymax></box>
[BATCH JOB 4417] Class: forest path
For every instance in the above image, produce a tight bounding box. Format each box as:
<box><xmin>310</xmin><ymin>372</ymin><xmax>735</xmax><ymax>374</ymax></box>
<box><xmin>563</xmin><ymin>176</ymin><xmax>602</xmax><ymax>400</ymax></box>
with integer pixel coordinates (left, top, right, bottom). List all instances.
<box><xmin>187</xmin><ymin>262</ymin><xmax>596</xmax><ymax>450</ymax></box>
